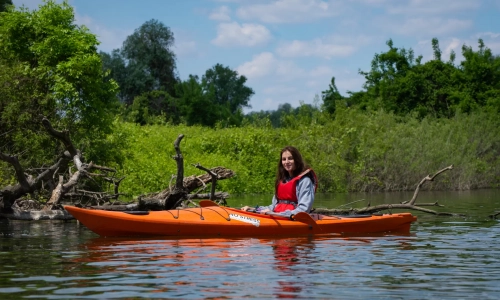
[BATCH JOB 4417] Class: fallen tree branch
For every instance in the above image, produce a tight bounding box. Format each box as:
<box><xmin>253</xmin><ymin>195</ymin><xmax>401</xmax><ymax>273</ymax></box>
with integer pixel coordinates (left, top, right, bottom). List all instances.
<box><xmin>489</xmin><ymin>211</ymin><xmax>500</xmax><ymax>219</ymax></box>
<box><xmin>406</xmin><ymin>165</ymin><xmax>453</xmax><ymax>206</ymax></box>
<box><xmin>315</xmin><ymin>165</ymin><xmax>457</xmax><ymax>216</ymax></box>
<box><xmin>192</xmin><ymin>163</ymin><xmax>218</xmax><ymax>200</ymax></box>
<box><xmin>1</xmin><ymin>117</ymin><xmax>124</xmax><ymax>216</ymax></box>
<box><xmin>315</xmin><ymin>203</ymin><xmax>462</xmax><ymax>216</ymax></box>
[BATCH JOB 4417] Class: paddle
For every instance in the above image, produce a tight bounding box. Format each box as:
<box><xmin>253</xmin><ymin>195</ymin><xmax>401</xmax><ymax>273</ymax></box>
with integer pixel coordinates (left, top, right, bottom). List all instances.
<box><xmin>199</xmin><ymin>200</ymin><xmax>320</xmax><ymax>228</ymax></box>
<box><xmin>288</xmin><ymin>212</ymin><xmax>319</xmax><ymax>227</ymax></box>
<box><xmin>199</xmin><ymin>199</ymin><xmax>220</xmax><ymax>207</ymax></box>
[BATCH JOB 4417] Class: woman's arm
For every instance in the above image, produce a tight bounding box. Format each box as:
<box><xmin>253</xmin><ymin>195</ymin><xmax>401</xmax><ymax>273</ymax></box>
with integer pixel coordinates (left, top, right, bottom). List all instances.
<box><xmin>256</xmin><ymin>195</ymin><xmax>277</xmax><ymax>212</ymax></box>
<box><xmin>241</xmin><ymin>195</ymin><xmax>277</xmax><ymax>212</ymax></box>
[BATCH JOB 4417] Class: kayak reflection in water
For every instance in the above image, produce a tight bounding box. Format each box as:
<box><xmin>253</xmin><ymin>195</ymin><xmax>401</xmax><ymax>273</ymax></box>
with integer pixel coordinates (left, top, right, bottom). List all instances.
<box><xmin>271</xmin><ymin>237</ymin><xmax>317</xmax><ymax>297</ymax></box>
<box><xmin>241</xmin><ymin>146</ymin><xmax>317</xmax><ymax>219</ymax></box>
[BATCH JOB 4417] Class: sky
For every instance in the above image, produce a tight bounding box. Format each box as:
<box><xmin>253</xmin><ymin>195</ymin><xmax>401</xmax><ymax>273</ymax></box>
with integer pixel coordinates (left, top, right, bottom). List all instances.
<box><xmin>11</xmin><ymin>0</ymin><xmax>500</xmax><ymax>113</ymax></box>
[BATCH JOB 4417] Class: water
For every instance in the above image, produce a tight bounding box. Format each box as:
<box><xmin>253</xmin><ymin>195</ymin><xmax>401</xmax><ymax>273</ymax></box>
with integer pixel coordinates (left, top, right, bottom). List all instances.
<box><xmin>1</xmin><ymin>190</ymin><xmax>500</xmax><ymax>299</ymax></box>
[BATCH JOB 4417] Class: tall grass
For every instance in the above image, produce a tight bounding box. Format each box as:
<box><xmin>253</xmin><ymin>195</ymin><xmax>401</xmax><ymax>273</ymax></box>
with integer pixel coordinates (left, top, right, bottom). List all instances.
<box><xmin>112</xmin><ymin>108</ymin><xmax>500</xmax><ymax>199</ymax></box>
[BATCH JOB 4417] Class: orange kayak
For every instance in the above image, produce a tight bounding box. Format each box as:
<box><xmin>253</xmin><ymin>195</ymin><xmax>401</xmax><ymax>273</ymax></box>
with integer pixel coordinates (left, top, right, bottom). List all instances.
<box><xmin>64</xmin><ymin>205</ymin><xmax>417</xmax><ymax>237</ymax></box>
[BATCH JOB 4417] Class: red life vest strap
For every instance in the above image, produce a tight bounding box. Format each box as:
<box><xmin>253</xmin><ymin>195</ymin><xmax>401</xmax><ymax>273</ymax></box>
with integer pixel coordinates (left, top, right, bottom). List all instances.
<box><xmin>299</xmin><ymin>169</ymin><xmax>318</xmax><ymax>192</ymax></box>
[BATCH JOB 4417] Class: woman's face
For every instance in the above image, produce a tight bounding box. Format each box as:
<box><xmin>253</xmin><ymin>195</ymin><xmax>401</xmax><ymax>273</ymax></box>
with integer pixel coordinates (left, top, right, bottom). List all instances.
<box><xmin>281</xmin><ymin>150</ymin><xmax>296</xmax><ymax>176</ymax></box>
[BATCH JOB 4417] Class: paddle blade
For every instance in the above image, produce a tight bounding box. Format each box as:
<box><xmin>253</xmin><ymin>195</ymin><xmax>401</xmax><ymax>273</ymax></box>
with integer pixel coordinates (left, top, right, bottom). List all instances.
<box><xmin>292</xmin><ymin>212</ymin><xmax>320</xmax><ymax>229</ymax></box>
<box><xmin>199</xmin><ymin>200</ymin><xmax>219</xmax><ymax>207</ymax></box>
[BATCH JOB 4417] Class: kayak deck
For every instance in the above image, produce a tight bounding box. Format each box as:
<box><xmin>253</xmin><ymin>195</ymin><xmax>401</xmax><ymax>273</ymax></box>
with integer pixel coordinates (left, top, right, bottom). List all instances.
<box><xmin>64</xmin><ymin>205</ymin><xmax>417</xmax><ymax>237</ymax></box>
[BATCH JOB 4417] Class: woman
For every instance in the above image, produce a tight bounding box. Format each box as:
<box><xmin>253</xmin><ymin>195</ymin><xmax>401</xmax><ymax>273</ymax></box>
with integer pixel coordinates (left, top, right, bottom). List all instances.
<box><xmin>241</xmin><ymin>146</ymin><xmax>317</xmax><ymax>218</ymax></box>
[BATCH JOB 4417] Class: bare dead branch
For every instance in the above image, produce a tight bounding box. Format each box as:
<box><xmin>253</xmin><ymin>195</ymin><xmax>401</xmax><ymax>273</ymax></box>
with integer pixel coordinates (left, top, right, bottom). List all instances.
<box><xmin>489</xmin><ymin>211</ymin><xmax>500</xmax><ymax>219</ymax></box>
<box><xmin>192</xmin><ymin>163</ymin><xmax>218</xmax><ymax>200</ymax></box>
<box><xmin>41</xmin><ymin>117</ymin><xmax>78</xmax><ymax>157</ymax></box>
<box><xmin>0</xmin><ymin>152</ymin><xmax>30</xmax><ymax>188</ymax></box>
<box><xmin>315</xmin><ymin>203</ymin><xmax>462</xmax><ymax>216</ymax></box>
<box><xmin>172</xmin><ymin>134</ymin><xmax>185</xmax><ymax>191</ymax></box>
<box><xmin>186</xmin><ymin>192</ymin><xmax>229</xmax><ymax>200</ymax></box>
<box><xmin>407</xmin><ymin>165</ymin><xmax>453</xmax><ymax>206</ymax></box>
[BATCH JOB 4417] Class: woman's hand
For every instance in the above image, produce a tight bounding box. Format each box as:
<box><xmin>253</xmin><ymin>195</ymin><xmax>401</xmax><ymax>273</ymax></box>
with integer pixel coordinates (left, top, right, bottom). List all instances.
<box><xmin>241</xmin><ymin>206</ymin><xmax>252</xmax><ymax>211</ymax></box>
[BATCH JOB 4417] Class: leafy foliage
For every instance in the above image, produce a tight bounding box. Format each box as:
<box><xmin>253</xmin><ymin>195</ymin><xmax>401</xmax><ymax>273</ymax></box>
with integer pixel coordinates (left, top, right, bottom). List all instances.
<box><xmin>0</xmin><ymin>0</ymin><xmax>12</xmax><ymax>12</ymax></box>
<box><xmin>321</xmin><ymin>77</ymin><xmax>343</xmax><ymax>115</ymax></box>
<box><xmin>100</xmin><ymin>23</ymin><xmax>254</xmax><ymax>128</ymax></box>
<box><xmin>0</xmin><ymin>0</ymin><xmax>120</xmax><ymax>167</ymax></box>
<box><xmin>339</xmin><ymin>38</ymin><xmax>500</xmax><ymax>119</ymax></box>
<box><xmin>245</xmin><ymin>102</ymin><xmax>322</xmax><ymax>128</ymax></box>
<box><xmin>201</xmin><ymin>63</ymin><xmax>254</xmax><ymax>115</ymax></box>
<box><xmin>120</xmin><ymin>19</ymin><xmax>179</xmax><ymax>104</ymax></box>
<box><xmin>175</xmin><ymin>75</ymin><xmax>220</xmax><ymax>127</ymax></box>
<box><xmin>2</xmin><ymin>2</ymin><xmax>499</xmax><ymax>200</ymax></box>
<box><xmin>112</xmin><ymin>104</ymin><xmax>499</xmax><ymax>200</ymax></box>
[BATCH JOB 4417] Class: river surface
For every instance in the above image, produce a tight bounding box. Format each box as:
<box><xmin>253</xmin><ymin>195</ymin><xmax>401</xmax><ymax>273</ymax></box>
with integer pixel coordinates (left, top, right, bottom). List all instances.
<box><xmin>1</xmin><ymin>190</ymin><xmax>499</xmax><ymax>299</ymax></box>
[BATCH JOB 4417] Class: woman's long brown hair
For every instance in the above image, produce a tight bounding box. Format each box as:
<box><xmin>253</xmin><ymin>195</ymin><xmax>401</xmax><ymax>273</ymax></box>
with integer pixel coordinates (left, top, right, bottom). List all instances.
<box><xmin>274</xmin><ymin>146</ymin><xmax>309</xmax><ymax>196</ymax></box>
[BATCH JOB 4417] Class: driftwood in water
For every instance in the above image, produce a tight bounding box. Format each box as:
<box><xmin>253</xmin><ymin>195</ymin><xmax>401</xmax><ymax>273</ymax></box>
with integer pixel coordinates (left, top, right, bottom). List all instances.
<box><xmin>0</xmin><ymin>117</ymin><xmax>123</xmax><ymax>219</ymax></box>
<box><xmin>132</xmin><ymin>134</ymin><xmax>234</xmax><ymax>210</ymax></box>
<box><xmin>314</xmin><ymin>165</ymin><xmax>462</xmax><ymax>216</ymax></box>
<box><xmin>91</xmin><ymin>190</ymin><xmax>231</xmax><ymax>212</ymax></box>
<box><xmin>40</xmin><ymin>119</ymin><xmax>122</xmax><ymax>211</ymax></box>
<box><xmin>89</xmin><ymin>134</ymin><xmax>234</xmax><ymax>212</ymax></box>
<box><xmin>0</xmin><ymin>120</ymin><xmax>74</xmax><ymax>213</ymax></box>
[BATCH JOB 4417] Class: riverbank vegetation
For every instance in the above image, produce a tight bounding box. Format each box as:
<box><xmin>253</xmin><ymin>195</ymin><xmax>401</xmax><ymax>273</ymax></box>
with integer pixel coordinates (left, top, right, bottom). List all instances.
<box><xmin>1</xmin><ymin>1</ymin><xmax>499</xmax><ymax>206</ymax></box>
<box><xmin>114</xmin><ymin>106</ymin><xmax>499</xmax><ymax>199</ymax></box>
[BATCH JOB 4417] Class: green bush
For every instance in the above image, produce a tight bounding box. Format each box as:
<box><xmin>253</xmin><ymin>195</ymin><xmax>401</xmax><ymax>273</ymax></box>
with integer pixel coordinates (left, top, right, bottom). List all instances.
<box><xmin>113</xmin><ymin>107</ymin><xmax>500</xmax><ymax>200</ymax></box>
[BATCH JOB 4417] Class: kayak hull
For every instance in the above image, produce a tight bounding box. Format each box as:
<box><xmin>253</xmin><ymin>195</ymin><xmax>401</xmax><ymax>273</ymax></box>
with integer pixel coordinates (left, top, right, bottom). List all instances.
<box><xmin>64</xmin><ymin>205</ymin><xmax>417</xmax><ymax>237</ymax></box>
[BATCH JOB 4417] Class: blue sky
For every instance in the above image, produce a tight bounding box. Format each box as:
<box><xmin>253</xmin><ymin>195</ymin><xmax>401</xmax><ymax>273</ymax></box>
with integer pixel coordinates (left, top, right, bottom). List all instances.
<box><xmin>12</xmin><ymin>0</ymin><xmax>500</xmax><ymax>113</ymax></box>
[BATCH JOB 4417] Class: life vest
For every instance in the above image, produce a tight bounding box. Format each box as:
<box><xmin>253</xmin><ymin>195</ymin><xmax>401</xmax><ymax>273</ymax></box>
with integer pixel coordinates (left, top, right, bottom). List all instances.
<box><xmin>274</xmin><ymin>169</ymin><xmax>317</xmax><ymax>213</ymax></box>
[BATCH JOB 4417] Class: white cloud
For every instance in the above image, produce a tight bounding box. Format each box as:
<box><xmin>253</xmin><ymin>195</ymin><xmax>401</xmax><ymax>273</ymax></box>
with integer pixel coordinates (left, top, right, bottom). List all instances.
<box><xmin>212</xmin><ymin>22</ymin><xmax>272</xmax><ymax>47</ymax></box>
<box><xmin>75</xmin><ymin>12</ymin><xmax>131</xmax><ymax>52</ymax></box>
<box><xmin>476</xmin><ymin>32</ymin><xmax>500</xmax><ymax>39</ymax></box>
<box><xmin>263</xmin><ymin>84</ymin><xmax>298</xmax><ymax>95</ymax></box>
<box><xmin>236</xmin><ymin>52</ymin><xmax>303</xmax><ymax>81</ymax></box>
<box><xmin>386</xmin><ymin>0</ymin><xmax>480</xmax><ymax>15</ymax></box>
<box><xmin>236</xmin><ymin>52</ymin><xmax>277</xmax><ymax>79</ymax></box>
<box><xmin>336</xmin><ymin>75</ymin><xmax>365</xmax><ymax>93</ymax></box>
<box><xmin>443</xmin><ymin>38</ymin><xmax>461</xmax><ymax>59</ymax></box>
<box><xmin>276</xmin><ymin>39</ymin><xmax>356</xmax><ymax>59</ymax></box>
<box><xmin>391</xmin><ymin>18</ymin><xmax>472</xmax><ymax>37</ymax></box>
<box><xmin>309</xmin><ymin>65</ymin><xmax>334</xmax><ymax>77</ymax></box>
<box><xmin>174</xmin><ymin>39</ymin><xmax>198</xmax><ymax>58</ymax></box>
<box><xmin>237</xmin><ymin>0</ymin><xmax>342</xmax><ymax>23</ymax></box>
<box><xmin>275</xmin><ymin>60</ymin><xmax>304</xmax><ymax>79</ymax></box>
<box><xmin>171</xmin><ymin>28</ymin><xmax>201</xmax><ymax>58</ymax></box>
<box><xmin>209</xmin><ymin>6</ymin><xmax>231</xmax><ymax>22</ymax></box>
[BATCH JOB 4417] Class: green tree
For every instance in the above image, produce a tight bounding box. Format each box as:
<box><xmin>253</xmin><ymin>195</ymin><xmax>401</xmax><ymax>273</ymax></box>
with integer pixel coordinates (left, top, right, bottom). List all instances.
<box><xmin>458</xmin><ymin>39</ymin><xmax>500</xmax><ymax>113</ymax></box>
<box><xmin>358</xmin><ymin>39</ymin><xmax>419</xmax><ymax>113</ymax></box>
<box><xmin>321</xmin><ymin>77</ymin><xmax>343</xmax><ymax>114</ymax></box>
<box><xmin>129</xmin><ymin>90</ymin><xmax>182</xmax><ymax>125</ymax></box>
<box><xmin>0</xmin><ymin>0</ymin><xmax>12</xmax><ymax>12</ymax></box>
<box><xmin>100</xmin><ymin>49</ymin><xmax>128</xmax><ymax>102</ymax></box>
<box><xmin>120</xmin><ymin>19</ymin><xmax>179</xmax><ymax>105</ymax></box>
<box><xmin>176</xmin><ymin>75</ymin><xmax>222</xmax><ymax>127</ymax></box>
<box><xmin>0</xmin><ymin>0</ymin><xmax>119</xmax><ymax>166</ymax></box>
<box><xmin>243</xmin><ymin>103</ymin><xmax>294</xmax><ymax>128</ymax></box>
<box><xmin>201</xmin><ymin>63</ymin><xmax>254</xmax><ymax>116</ymax></box>
<box><xmin>349</xmin><ymin>38</ymin><xmax>500</xmax><ymax>118</ymax></box>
